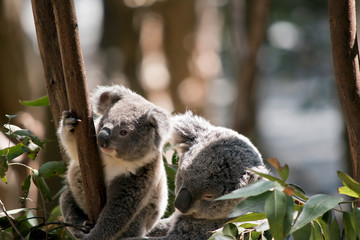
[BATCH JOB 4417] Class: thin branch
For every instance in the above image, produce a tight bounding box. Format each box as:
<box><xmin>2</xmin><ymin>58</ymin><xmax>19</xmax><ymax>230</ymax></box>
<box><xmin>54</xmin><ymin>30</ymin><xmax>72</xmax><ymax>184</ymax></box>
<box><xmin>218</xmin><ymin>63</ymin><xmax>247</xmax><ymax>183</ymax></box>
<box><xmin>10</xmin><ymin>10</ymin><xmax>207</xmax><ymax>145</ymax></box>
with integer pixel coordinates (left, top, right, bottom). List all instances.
<box><xmin>0</xmin><ymin>199</ymin><xmax>25</xmax><ymax>240</ymax></box>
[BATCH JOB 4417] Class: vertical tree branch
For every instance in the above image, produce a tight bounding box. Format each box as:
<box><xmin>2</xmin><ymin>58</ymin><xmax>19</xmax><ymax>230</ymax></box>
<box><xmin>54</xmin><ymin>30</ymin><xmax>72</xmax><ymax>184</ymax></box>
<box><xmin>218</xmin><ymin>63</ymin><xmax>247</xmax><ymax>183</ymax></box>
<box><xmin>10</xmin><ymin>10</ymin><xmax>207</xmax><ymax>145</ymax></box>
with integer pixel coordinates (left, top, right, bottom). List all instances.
<box><xmin>51</xmin><ymin>0</ymin><xmax>106</xmax><ymax>222</ymax></box>
<box><xmin>31</xmin><ymin>0</ymin><xmax>106</xmax><ymax>222</ymax></box>
<box><xmin>30</xmin><ymin>0</ymin><xmax>68</xmax><ymax>128</ymax></box>
<box><xmin>328</xmin><ymin>0</ymin><xmax>360</xmax><ymax>183</ymax></box>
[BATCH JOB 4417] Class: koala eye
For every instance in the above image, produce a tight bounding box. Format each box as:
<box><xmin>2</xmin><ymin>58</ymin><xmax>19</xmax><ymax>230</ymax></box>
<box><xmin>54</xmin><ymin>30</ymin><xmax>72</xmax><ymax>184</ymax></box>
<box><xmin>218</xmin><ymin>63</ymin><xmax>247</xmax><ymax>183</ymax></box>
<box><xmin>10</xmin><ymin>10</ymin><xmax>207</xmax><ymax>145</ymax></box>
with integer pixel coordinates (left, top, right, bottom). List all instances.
<box><xmin>201</xmin><ymin>194</ymin><xmax>216</xmax><ymax>201</ymax></box>
<box><xmin>119</xmin><ymin>130</ymin><xmax>128</xmax><ymax>136</ymax></box>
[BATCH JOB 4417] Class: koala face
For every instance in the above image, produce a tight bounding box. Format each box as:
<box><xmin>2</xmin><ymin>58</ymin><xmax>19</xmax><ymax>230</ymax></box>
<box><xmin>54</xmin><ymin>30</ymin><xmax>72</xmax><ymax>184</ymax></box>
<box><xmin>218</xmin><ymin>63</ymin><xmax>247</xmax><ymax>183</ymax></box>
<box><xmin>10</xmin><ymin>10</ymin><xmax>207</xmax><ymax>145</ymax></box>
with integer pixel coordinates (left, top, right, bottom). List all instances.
<box><xmin>91</xmin><ymin>85</ymin><xmax>170</xmax><ymax>162</ymax></box>
<box><xmin>96</xmin><ymin>102</ymin><xmax>158</xmax><ymax>161</ymax></box>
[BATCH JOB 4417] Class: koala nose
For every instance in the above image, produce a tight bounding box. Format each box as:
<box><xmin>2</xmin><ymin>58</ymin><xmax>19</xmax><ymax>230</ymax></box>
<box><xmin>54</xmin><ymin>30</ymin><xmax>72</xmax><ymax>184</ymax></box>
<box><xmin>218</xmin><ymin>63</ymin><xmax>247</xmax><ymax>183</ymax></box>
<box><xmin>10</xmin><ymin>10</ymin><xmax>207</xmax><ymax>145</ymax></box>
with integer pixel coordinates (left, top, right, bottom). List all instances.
<box><xmin>97</xmin><ymin>127</ymin><xmax>111</xmax><ymax>148</ymax></box>
<box><xmin>174</xmin><ymin>188</ymin><xmax>193</xmax><ymax>213</ymax></box>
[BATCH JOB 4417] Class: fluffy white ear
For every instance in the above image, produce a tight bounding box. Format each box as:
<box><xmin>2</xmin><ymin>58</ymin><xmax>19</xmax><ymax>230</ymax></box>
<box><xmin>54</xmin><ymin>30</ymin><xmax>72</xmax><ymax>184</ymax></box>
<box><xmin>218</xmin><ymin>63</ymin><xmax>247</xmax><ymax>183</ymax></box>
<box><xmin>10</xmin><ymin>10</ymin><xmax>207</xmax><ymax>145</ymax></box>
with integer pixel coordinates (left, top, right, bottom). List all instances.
<box><xmin>170</xmin><ymin>111</ymin><xmax>211</xmax><ymax>153</ymax></box>
<box><xmin>91</xmin><ymin>85</ymin><xmax>135</xmax><ymax>115</ymax></box>
<box><xmin>147</xmin><ymin>108</ymin><xmax>171</xmax><ymax>133</ymax></box>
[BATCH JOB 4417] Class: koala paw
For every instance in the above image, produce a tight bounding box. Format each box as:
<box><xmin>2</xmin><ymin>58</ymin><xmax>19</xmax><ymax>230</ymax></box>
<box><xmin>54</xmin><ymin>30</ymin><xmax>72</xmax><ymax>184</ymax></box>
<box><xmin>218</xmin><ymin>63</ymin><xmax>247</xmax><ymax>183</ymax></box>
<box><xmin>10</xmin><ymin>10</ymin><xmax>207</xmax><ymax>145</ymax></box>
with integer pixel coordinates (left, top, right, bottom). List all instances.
<box><xmin>62</xmin><ymin>111</ymin><xmax>81</xmax><ymax>133</ymax></box>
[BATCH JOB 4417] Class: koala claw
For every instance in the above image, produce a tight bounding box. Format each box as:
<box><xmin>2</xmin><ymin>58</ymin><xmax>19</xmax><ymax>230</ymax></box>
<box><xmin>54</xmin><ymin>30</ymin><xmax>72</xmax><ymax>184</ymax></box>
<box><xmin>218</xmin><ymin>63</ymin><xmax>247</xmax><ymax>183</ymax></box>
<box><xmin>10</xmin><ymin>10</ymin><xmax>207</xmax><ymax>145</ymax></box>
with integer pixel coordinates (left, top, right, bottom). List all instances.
<box><xmin>62</xmin><ymin>111</ymin><xmax>81</xmax><ymax>133</ymax></box>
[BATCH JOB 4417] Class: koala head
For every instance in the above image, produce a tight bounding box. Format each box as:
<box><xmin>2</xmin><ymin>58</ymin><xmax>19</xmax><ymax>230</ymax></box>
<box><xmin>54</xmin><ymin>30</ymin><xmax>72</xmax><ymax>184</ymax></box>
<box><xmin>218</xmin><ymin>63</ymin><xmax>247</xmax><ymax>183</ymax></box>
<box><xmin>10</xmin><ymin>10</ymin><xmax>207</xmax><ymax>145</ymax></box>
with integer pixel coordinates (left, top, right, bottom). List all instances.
<box><xmin>91</xmin><ymin>85</ymin><xmax>171</xmax><ymax>161</ymax></box>
<box><xmin>171</xmin><ymin>111</ymin><xmax>268</xmax><ymax>219</ymax></box>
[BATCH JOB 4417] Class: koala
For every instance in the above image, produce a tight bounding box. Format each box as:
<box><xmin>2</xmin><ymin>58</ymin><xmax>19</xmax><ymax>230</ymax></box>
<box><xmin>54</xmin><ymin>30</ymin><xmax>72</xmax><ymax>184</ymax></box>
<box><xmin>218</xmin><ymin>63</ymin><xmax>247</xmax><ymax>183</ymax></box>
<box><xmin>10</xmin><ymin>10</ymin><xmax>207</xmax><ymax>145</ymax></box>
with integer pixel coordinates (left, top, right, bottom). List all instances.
<box><xmin>58</xmin><ymin>85</ymin><xmax>171</xmax><ymax>240</ymax></box>
<box><xmin>127</xmin><ymin>111</ymin><xmax>269</xmax><ymax>240</ymax></box>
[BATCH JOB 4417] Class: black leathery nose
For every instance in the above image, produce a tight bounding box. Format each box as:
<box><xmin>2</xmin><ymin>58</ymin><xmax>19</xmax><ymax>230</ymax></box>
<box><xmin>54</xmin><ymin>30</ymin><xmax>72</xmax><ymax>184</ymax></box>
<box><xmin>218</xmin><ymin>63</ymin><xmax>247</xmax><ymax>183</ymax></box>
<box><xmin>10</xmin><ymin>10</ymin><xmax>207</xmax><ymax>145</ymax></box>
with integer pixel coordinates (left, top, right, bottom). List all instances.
<box><xmin>174</xmin><ymin>188</ymin><xmax>193</xmax><ymax>213</ymax></box>
<box><xmin>97</xmin><ymin>127</ymin><xmax>110</xmax><ymax>148</ymax></box>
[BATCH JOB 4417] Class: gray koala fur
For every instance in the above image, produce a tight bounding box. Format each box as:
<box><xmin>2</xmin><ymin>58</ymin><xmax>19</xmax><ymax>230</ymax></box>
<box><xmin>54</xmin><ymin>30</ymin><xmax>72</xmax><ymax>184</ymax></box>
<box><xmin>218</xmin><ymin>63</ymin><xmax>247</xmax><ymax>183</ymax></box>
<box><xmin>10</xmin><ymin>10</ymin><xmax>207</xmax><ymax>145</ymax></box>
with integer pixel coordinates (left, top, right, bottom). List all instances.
<box><xmin>58</xmin><ymin>85</ymin><xmax>171</xmax><ymax>240</ymax></box>
<box><xmin>127</xmin><ymin>111</ymin><xmax>269</xmax><ymax>240</ymax></box>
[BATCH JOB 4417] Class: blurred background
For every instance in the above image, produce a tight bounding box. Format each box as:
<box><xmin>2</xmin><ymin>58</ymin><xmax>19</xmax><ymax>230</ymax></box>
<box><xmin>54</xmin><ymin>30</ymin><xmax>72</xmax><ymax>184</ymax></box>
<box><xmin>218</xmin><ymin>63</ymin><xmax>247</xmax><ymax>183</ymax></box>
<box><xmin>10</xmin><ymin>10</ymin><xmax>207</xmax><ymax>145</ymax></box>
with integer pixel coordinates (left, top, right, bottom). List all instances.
<box><xmin>0</xmin><ymin>0</ymin><xmax>349</xmax><ymax>212</ymax></box>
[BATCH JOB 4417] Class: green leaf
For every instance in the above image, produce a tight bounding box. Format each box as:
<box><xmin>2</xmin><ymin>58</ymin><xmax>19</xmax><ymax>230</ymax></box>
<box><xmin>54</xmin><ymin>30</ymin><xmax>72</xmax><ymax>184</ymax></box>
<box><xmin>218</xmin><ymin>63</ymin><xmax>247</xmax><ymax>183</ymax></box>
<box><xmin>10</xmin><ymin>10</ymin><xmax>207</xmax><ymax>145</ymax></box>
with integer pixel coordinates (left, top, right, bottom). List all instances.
<box><xmin>5</xmin><ymin>114</ymin><xmax>17</xmax><ymax>120</ymax></box>
<box><xmin>351</xmin><ymin>207</ymin><xmax>360</xmax><ymax>239</ymax></box>
<box><xmin>329</xmin><ymin>214</ymin><xmax>341</xmax><ymax>240</ymax></box>
<box><xmin>210</xmin><ymin>232</ymin><xmax>235</xmax><ymax>240</ymax></box>
<box><xmin>47</xmin><ymin>205</ymin><xmax>62</xmax><ymax>222</ymax></box>
<box><xmin>39</xmin><ymin>161</ymin><xmax>67</xmax><ymax>179</ymax></box>
<box><xmin>216</xmin><ymin>180</ymin><xmax>274</xmax><ymax>200</ymax></box>
<box><xmin>1</xmin><ymin>175</ymin><xmax>6</xmax><ymax>184</ymax></box>
<box><xmin>0</xmin><ymin>155</ymin><xmax>8</xmax><ymax>179</ymax></box>
<box><xmin>343</xmin><ymin>211</ymin><xmax>356</xmax><ymax>240</ymax></box>
<box><xmin>283</xmin><ymin>193</ymin><xmax>294</xmax><ymax>236</ymax></box>
<box><xmin>222</xmin><ymin>223</ymin><xmax>238</xmax><ymax>239</ymax></box>
<box><xmin>337</xmin><ymin>171</ymin><xmax>360</xmax><ymax>195</ymax></box>
<box><xmin>316</xmin><ymin>218</ymin><xmax>329</xmax><ymax>240</ymax></box>
<box><xmin>278</xmin><ymin>164</ymin><xmax>289</xmax><ymax>181</ymax></box>
<box><xmin>249</xmin><ymin>169</ymin><xmax>286</xmax><ymax>186</ymax></box>
<box><xmin>338</xmin><ymin>186</ymin><xmax>360</xmax><ymax>198</ymax></box>
<box><xmin>19</xmin><ymin>175</ymin><xmax>31</xmax><ymax>204</ymax></box>
<box><xmin>290</xmin><ymin>194</ymin><xmax>342</xmax><ymax>233</ymax></box>
<box><xmin>14</xmin><ymin>130</ymin><xmax>43</xmax><ymax>148</ymax></box>
<box><xmin>32</xmin><ymin>171</ymin><xmax>52</xmax><ymax>202</ymax></box>
<box><xmin>311</xmin><ymin>221</ymin><xmax>323</xmax><ymax>240</ymax></box>
<box><xmin>20</xmin><ymin>95</ymin><xmax>49</xmax><ymax>107</ymax></box>
<box><xmin>228</xmin><ymin>191</ymin><xmax>272</xmax><ymax>218</ymax></box>
<box><xmin>0</xmin><ymin>144</ymin><xmax>27</xmax><ymax>161</ymax></box>
<box><xmin>0</xmin><ymin>208</ymin><xmax>28</xmax><ymax>218</ymax></box>
<box><xmin>292</xmin><ymin>222</ymin><xmax>311</xmax><ymax>240</ymax></box>
<box><xmin>231</xmin><ymin>212</ymin><xmax>266</xmax><ymax>223</ymax></box>
<box><xmin>265</xmin><ymin>190</ymin><xmax>288</xmax><ymax>240</ymax></box>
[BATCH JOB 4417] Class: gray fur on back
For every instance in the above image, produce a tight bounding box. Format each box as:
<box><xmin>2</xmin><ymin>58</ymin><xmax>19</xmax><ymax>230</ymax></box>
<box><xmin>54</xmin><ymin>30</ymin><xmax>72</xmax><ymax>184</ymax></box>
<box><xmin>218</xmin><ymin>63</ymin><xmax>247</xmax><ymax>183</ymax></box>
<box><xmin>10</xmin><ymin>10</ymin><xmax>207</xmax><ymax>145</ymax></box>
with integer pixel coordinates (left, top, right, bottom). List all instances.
<box><xmin>126</xmin><ymin>111</ymin><xmax>269</xmax><ymax>240</ymax></box>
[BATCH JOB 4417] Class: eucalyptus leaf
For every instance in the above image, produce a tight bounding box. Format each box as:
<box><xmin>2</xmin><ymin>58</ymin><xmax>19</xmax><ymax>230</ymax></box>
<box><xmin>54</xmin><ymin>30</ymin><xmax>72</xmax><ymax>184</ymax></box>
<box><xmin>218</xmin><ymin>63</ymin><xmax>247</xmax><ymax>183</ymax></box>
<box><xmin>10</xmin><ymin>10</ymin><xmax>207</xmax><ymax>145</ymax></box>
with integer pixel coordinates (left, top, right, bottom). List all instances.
<box><xmin>290</xmin><ymin>194</ymin><xmax>342</xmax><ymax>233</ymax></box>
<box><xmin>292</xmin><ymin>222</ymin><xmax>311</xmax><ymax>240</ymax></box>
<box><xmin>329</xmin><ymin>214</ymin><xmax>341</xmax><ymax>240</ymax></box>
<box><xmin>0</xmin><ymin>155</ymin><xmax>8</xmax><ymax>178</ymax></box>
<box><xmin>5</xmin><ymin>114</ymin><xmax>17</xmax><ymax>120</ymax></box>
<box><xmin>222</xmin><ymin>223</ymin><xmax>238</xmax><ymax>238</ymax></box>
<box><xmin>39</xmin><ymin>161</ymin><xmax>67</xmax><ymax>179</ymax></box>
<box><xmin>228</xmin><ymin>191</ymin><xmax>272</xmax><ymax>218</ymax></box>
<box><xmin>337</xmin><ymin>171</ymin><xmax>360</xmax><ymax>195</ymax></box>
<box><xmin>14</xmin><ymin>129</ymin><xmax>43</xmax><ymax>148</ymax></box>
<box><xmin>32</xmin><ymin>172</ymin><xmax>52</xmax><ymax>202</ymax></box>
<box><xmin>351</xmin><ymin>207</ymin><xmax>360</xmax><ymax>239</ymax></box>
<box><xmin>19</xmin><ymin>175</ymin><xmax>31</xmax><ymax>204</ymax></box>
<box><xmin>265</xmin><ymin>190</ymin><xmax>288</xmax><ymax>240</ymax></box>
<box><xmin>20</xmin><ymin>95</ymin><xmax>49</xmax><ymax>107</ymax></box>
<box><xmin>338</xmin><ymin>186</ymin><xmax>360</xmax><ymax>198</ymax></box>
<box><xmin>230</xmin><ymin>212</ymin><xmax>266</xmax><ymax>223</ymax></box>
<box><xmin>343</xmin><ymin>211</ymin><xmax>356</xmax><ymax>240</ymax></box>
<box><xmin>311</xmin><ymin>221</ymin><xmax>323</xmax><ymax>240</ymax></box>
<box><xmin>0</xmin><ymin>144</ymin><xmax>27</xmax><ymax>161</ymax></box>
<box><xmin>216</xmin><ymin>180</ymin><xmax>274</xmax><ymax>200</ymax></box>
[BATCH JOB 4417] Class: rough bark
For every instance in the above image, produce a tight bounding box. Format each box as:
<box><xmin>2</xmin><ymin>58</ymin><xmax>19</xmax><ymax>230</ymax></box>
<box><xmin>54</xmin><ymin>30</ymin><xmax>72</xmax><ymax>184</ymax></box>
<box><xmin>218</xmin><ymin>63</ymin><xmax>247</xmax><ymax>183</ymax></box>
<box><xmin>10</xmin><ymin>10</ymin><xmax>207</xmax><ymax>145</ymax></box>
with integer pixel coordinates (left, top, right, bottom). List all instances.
<box><xmin>31</xmin><ymin>0</ymin><xmax>106</xmax><ymax>222</ymax></box>
<box><xmin>232</xmin><ymin>0</ymin><xmax>270</xmax><ymax>136</ymax></box>
<box><xmin>328</xmin><ymin>0</ymin><xmax>360</xmax><ymax>183</ymax></box>
<box><xmin>30</xmin><ymin>0</ymin><xmax>68</xmax><ymax>128</ymax></box>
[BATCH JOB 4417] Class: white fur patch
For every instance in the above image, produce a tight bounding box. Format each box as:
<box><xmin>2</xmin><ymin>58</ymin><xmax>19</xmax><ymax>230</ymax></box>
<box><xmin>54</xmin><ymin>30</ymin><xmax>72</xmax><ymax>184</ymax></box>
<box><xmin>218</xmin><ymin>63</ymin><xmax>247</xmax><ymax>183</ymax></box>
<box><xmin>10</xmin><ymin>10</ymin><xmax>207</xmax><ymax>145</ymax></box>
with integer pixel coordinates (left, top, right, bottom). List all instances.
<box><xmin>102</xmin><ymin>151</ymin><xmax>157</xmax><ymax>184</ymax></box>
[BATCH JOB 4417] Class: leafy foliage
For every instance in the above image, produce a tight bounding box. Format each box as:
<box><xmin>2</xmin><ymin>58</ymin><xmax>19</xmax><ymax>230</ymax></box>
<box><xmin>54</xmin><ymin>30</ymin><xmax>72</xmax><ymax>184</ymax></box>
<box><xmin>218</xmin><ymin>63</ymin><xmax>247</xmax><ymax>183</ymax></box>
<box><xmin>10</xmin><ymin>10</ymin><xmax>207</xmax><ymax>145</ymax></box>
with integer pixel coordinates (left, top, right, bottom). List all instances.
<box><xmin>0</xmin><ymin>115</ymin><xmax>73</xmax><ymax>239</ymax></box>
<box><xmin>211</xmin><ymin>158</ymin><xmax>360</xmax><ymax>240</ymax></box>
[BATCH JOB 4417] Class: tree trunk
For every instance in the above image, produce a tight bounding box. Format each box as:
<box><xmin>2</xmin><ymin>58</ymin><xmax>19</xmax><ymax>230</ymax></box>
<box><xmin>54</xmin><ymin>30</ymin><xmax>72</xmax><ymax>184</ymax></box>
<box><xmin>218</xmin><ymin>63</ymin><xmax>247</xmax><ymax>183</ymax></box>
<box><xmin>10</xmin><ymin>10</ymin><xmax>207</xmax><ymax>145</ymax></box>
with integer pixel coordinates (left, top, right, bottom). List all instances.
<box><xmin>31</xmin><ymin>0</ymin><xmax>106</xmax><ymax>222</ymax></box>
<box><xmin>155</xmin><ymin>0</ymin><xmax>197</xmax><ymax>113</ymax></box>
<box><xmin>328</xmin><ymin>0</ymin><xmax>360</xmax><ymax>183</ymax></box>
<box><xmin>100</xmin><ymin>0</ymin><xmax>145</xmax><ymax>96</ymax></box>
<box><xmin>232</xmin><ymin>0</ymin><xmax>270</xmax><ymax>136</ymax></box>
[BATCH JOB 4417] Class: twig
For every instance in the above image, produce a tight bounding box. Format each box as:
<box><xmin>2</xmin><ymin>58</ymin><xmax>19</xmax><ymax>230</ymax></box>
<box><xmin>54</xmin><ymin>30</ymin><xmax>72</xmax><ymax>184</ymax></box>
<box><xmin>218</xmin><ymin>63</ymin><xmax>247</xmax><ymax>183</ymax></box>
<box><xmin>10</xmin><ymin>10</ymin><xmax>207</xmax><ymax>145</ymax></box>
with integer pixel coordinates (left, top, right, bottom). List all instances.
<box><xmin>0</xmin><ymin>199</ymin><xmax>25</xmax><ymax>240</ymax></box>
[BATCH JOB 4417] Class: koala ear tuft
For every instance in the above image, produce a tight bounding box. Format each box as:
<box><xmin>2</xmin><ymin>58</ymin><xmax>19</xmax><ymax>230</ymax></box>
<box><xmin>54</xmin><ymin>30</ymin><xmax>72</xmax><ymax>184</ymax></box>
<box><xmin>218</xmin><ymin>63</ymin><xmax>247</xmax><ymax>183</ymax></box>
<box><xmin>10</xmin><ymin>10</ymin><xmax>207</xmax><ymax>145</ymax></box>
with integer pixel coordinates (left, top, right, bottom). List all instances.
<box><xmin>91</xmin><ymin>85</ymin><xmax>133</xmax><ymax>115</ymax></box>
<box><xmin>96</xmin><ymin>92</ymin><xmax>121</xmax><ymax>114</ymax></box>
<box><xmin>147</xmin><ymin>108</ymin><xmax>171</xmax><ymax>131</ymax></box>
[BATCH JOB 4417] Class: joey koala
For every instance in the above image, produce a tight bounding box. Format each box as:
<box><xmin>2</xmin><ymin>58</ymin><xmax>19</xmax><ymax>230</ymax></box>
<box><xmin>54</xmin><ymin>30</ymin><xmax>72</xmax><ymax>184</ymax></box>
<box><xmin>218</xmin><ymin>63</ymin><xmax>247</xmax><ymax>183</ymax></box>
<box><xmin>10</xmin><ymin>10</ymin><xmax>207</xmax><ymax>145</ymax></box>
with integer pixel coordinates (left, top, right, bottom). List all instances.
<box><xmin>127</xmin><ymin>111</ymin><xmax>269</xmax><ymax>240</ymax></box>
<box><xmin>58</xmin><ymin>85</ymin><xmax>171</xmax><ymax>240</ymax></box>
